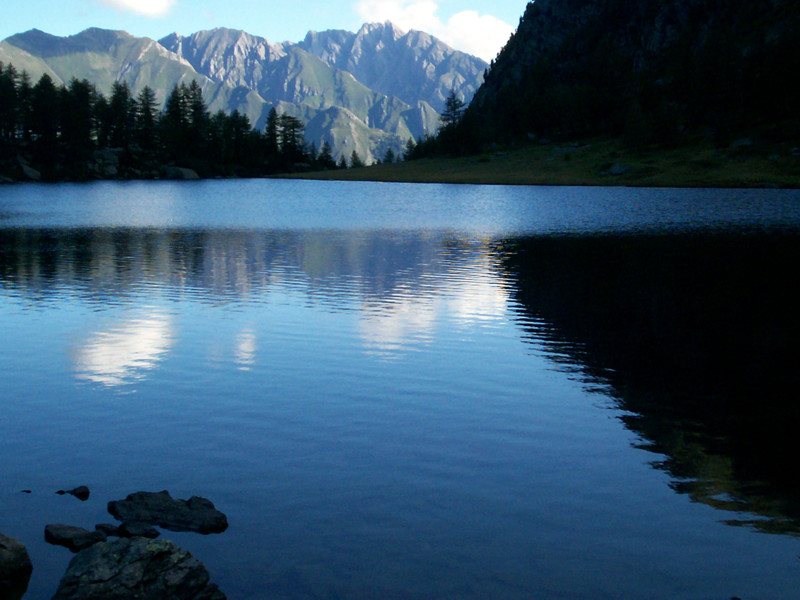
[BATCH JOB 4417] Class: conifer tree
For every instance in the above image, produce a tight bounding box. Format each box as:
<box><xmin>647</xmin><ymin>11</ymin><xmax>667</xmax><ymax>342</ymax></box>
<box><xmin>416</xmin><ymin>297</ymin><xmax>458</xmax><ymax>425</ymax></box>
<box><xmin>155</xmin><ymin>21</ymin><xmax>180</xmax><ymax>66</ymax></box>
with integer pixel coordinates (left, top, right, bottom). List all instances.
<box><xmin>349</xmin><ymin>150</ymin><xmax>364</xmax><ymax>168</ymax></box>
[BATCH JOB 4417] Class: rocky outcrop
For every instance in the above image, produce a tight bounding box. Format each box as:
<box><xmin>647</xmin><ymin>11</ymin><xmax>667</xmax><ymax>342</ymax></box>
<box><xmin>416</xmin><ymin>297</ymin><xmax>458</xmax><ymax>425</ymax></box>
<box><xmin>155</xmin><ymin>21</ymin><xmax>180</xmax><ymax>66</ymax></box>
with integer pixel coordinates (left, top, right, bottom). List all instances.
<box><xmin>52</xmin><ymin>537</ymin><xmax>226</xmax><ymax>600</ymax></box>
<box><xmin>299</xmin><ymin>22</ymin><xmax>487</xmax><ymax>113</ymax></box>
<box><xmin>0</xmin><ymin>531</ymin><xmax>33</xmax><ymax>598</ymax></box>
<box><xmin>108</xmin><ymin>491</ymin><xmax>228</xmax><ymax>534</ymax></box>
<box><xmin>45</xmin><ymin>524</ymin><xmax>107</xmax><ymax>553</ymax></box>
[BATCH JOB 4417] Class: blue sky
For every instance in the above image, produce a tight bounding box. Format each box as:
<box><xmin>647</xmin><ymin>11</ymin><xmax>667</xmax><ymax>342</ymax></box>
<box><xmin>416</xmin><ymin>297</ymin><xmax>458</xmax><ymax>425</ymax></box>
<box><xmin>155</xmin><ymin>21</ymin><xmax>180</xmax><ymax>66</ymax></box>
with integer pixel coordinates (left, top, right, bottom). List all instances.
<box><xmin>1</xmin><ymin>0</ymin><xmax>528</xmax><ymax>60</ymax></box>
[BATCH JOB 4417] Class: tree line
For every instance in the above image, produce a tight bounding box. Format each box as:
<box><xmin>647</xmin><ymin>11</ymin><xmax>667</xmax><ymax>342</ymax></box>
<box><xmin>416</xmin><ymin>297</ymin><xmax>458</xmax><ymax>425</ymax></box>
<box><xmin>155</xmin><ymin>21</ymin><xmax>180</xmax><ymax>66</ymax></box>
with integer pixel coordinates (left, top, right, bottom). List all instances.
<box><xmin>0</xmin><ymin>62</ymin><xmax>367</xmax><ymax>180</ymax></box>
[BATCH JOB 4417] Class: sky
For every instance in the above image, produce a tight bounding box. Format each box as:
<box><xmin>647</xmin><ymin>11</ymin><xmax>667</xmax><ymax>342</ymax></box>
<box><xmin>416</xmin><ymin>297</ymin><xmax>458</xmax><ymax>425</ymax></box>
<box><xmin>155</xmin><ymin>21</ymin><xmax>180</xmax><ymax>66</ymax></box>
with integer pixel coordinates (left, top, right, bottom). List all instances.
<box><xmin>1</xmin><ymin>0</ymin><xmax>528</xmax><ymax>61</ymax></box>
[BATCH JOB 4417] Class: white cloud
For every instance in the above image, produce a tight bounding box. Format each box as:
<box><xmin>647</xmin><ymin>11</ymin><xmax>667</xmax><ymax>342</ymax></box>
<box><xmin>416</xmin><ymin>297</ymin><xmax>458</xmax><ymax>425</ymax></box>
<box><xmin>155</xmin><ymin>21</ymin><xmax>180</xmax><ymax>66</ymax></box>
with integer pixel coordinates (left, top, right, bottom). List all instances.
<box><xmin>355</xmin><ymin>0</ymin><xmax>513</xmax><ymax>61</ymax></box>
<box><xmin>93</xmin><ymin>0</ymin><xmax>176</xmax><ymax>18</ymax></box>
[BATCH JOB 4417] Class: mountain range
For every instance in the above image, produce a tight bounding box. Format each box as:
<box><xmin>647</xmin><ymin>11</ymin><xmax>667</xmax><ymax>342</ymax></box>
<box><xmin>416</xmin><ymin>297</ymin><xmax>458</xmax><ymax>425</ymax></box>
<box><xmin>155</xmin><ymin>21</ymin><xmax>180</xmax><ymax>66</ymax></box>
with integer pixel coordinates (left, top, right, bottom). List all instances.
<box><xmin>0</xmin><ymin>22</ymin><xmax>487</xmax><ymax>163</ymax></box>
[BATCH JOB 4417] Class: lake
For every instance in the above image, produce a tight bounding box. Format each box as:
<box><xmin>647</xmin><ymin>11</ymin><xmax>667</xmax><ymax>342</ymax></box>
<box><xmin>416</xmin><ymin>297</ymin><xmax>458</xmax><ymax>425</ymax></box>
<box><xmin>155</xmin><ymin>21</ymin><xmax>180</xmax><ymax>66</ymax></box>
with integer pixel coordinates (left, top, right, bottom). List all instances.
<box><xmin>1</xmin><ymin>179</ymin><xmax>800</xmax><ymax>600</ymax></box>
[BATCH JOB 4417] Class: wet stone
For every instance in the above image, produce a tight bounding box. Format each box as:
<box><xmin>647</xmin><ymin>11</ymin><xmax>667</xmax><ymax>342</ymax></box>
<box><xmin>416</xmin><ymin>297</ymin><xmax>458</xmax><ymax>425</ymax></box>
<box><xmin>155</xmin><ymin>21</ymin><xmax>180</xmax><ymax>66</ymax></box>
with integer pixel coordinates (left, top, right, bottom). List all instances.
<box><xmin>44</xmin><ymin>525</ymin><xmax>107</xmax><ymax>553</ymax></box>
<box><xmin>52</xmin><ymin>537</ymin><xmax>226</xmax><ymax>600</ymax></box>
<box><xmin>108</xmin><ymin>490</ymin><xmax>228</xmax><ymax>534</ymax></box>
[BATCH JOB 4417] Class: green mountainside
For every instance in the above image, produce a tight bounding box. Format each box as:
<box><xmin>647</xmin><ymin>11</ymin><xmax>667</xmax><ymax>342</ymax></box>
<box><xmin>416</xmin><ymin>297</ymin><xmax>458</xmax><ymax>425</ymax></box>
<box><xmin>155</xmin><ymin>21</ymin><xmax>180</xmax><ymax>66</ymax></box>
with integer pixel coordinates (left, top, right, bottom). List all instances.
<box><xmin>464</xmin><ymin>0</ymin><xmax>800</xmax><ymax>147</ymax></box>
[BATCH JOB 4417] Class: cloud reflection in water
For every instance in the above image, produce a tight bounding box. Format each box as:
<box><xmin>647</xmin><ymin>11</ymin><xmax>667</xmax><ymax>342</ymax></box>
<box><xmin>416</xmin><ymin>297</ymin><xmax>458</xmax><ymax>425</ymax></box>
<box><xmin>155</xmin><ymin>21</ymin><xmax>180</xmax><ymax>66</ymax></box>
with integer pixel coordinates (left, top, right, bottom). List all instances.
<box><xmin>72</xmin><ymin>312</ymin><xmax>175</xmax><ymax>387</ymax></box>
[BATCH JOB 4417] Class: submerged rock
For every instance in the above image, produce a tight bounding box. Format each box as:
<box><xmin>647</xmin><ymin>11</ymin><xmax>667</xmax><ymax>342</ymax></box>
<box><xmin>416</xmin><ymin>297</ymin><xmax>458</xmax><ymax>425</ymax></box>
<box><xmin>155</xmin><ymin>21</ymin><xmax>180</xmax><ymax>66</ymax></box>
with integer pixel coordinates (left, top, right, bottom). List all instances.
<box><xmin>0</xmin><ymin>531</ymin><xmax>33</xmax><ymax>599</ymax></box>
<box><xmin>52</xmin><ymin>537</ymin><xmax>226</xmax><ymax>600</ymax></box>
<box><xmin>108</xmin><ymin>491</ymin><xmax>228</xmax><ymax>534</ymax></box>
<box><xmin>45</xmin><ymin>525</ymin><xmax>107</xmax><ymax>553</ymax></box>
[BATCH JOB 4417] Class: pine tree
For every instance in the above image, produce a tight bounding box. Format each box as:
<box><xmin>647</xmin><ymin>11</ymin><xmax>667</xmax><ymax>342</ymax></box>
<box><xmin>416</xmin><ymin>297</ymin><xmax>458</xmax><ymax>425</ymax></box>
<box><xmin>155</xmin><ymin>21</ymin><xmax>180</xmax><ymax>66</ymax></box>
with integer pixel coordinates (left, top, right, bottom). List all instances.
<box><xmin>0</xmin><ymin>63</ymin><xmax>19</xmax><ymax>141</ymax></box>
<box><xmin>440</xmin><ymin>89</ymin><xmax>466</xmax><ymax>129</ymax></box>
<box><xmin>318</xmin><ymin>140</ymin><xmax>336</xmax><ymax>169</ymax></box>
<box><xmin>264</xmin><ymin>107</ymin><xmax>279</xmax><ymax>160</ymax></box>
<box><xmin>349</xmin><ymin>150</ymin><xmax>364</xmax><ymax>168</ymax></box>
<box><xmin>107</xmin><ymin>80</ymin><xmax>135</xmax><ymax>148</ymax></box>
<box><xmin>135</xmin><ymin>86</ymin><xmax>159</xmax><ymax>151</ymax></box>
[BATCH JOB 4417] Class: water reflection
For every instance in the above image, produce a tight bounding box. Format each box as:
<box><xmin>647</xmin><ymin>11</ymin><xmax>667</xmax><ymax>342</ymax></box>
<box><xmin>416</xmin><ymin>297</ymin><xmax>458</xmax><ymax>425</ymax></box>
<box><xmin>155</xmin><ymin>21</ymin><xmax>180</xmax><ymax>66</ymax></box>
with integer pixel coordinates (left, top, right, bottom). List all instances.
<box><xmin>72</xmin><ymin>312</ymin><xmax>174</xmax><ymax>386</ymax></box>
<box><xmin>496</xmin><ymin>231</ymin><xmax>800</xmax><ymax>534</ymax></box>
<box><xmin>0</xmin><ymin>228</ymin><xmax>507</xmax><ymax>366</ymax></box>
<box><xmin>3</xmin><ymin>225</ymin><xmax>800</xmax><ymax>538</ymax></box>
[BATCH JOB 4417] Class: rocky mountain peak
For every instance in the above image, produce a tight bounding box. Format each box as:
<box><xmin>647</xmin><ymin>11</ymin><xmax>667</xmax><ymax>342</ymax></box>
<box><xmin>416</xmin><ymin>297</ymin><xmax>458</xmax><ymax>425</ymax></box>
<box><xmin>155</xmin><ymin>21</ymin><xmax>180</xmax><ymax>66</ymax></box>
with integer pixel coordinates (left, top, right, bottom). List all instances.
<box><xmin>1</xmin><ymin>22</ymin><xmax>486</xmax><ymax>163</ymax></box>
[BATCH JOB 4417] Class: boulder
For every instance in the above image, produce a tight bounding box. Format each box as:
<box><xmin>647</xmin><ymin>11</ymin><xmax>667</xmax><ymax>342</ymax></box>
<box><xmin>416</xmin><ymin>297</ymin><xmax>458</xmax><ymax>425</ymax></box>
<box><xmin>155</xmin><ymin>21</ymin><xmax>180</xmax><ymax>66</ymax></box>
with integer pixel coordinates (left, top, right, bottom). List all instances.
<box><xmin>52</xmin><ymin>537</ymin><xmax>226</xmax><ymax>600</ymax></box>
<box><xmin>108</xmin><ymin>491</ymin><xmax>228</xmax><ymax>534</ymax></box>
<box><xmin>45</xmin><ymin>524</ymin><xmax>107</xmax><ymax>553</ymax></box>
<box><xmin>0</xmin><ymin>531</ymin><xmax>33</xmax><ymax>599</ymax></box>
<box><xmin>161</xmin><ymin>166</ymin><xmax>200</xmax><ymax>180</ymax></box>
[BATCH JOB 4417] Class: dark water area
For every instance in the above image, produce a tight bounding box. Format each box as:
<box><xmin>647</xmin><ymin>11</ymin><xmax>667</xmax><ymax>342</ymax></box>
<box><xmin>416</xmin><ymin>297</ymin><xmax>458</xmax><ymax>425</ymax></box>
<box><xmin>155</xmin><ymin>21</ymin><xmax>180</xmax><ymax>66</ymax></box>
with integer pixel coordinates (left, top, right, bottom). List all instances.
<box><xmin>497</xmin><ymin>232</ymin><xmax>800</xmax><ymax>534</ymax></box>
<box><xmin>1</xmin><ymin>180</ymin><xmax>800</xmax><ymax>599</ymax></box>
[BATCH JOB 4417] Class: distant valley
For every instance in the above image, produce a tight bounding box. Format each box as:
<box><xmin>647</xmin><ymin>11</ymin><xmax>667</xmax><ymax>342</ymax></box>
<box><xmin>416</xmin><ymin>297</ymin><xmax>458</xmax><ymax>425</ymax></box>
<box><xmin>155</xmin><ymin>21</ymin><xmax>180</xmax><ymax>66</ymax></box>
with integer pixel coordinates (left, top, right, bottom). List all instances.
<box><xmin>0</xmin><ymin>22</ymin><xmax>487</xmax><ymax>162</ymax></box>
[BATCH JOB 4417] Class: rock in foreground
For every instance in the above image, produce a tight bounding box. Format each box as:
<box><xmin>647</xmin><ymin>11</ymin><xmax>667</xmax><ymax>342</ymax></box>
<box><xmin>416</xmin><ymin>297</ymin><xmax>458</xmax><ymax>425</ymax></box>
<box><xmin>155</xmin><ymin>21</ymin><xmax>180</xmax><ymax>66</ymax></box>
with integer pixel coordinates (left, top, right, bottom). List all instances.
<box><xmin>108</xmin><ymin>491</ymin><xmax>228</xmax><ymax>534</ymax></box>
<box><xmin>45</xmin><ymin>525</ymin><xmax>107</xmax><ymax>552</ymax></box>
<box><xmin>52</xmin><ymin>536</ymin><xmax>225</xmax><ymax>600</ymax></box>
<box><xmin>0</xmin><ymin>531</ymin><xmax>33</xmax><ymax>599</ymax></box>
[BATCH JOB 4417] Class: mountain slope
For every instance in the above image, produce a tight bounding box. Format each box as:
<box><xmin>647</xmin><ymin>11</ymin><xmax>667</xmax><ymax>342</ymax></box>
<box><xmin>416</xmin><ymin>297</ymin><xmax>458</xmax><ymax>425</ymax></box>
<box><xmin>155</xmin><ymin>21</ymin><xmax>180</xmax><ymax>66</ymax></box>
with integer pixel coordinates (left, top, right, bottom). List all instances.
<box><xmin>299</xmin><ymin>22</ymin><xmax>488</xmax><ymax>113</ymax></box>
<box><xmin>0</xmin><ymin>27</ymin><xmax>268</xmax><ymax>124</ymax></box>
<box><xmin>468</xmin><ymin>0</ymin><xmax>800</xmax><ymax>145</ymax></box>
<box><xmin>159</xmin><ymin>27</ymin><xmax>441</xmax><ymax>156</ymax></box>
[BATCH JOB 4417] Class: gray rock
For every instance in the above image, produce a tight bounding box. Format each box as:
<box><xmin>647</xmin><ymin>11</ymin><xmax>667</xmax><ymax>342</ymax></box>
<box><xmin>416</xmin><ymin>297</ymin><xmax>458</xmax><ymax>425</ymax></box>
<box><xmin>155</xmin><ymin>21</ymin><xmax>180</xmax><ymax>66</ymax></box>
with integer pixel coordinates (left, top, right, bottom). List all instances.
<box><xmin>52</xmin><ymin>537</ymin><xmax>226</xmax><ymax>600</ymax></box>
<box><xmin>119</xmin><ymin>522</ymin><xmax>160</xmax><ymax>539</ymax></box>
<box><xmin>45</xmin><ymin>525</ymin><xmax>107</xmax><ymax>553</ymax></box>
<box><xmin>161</xmin><ymin>166</ymin><xmax>200</xmax><ymax>180</ymax></box>
<box><xmin>108</xmin><ymin>491</ymin><xmax>228</xmax><ymax>534</ymax></box>
<box><xmin>0</xmin><ymin>531</ymin><xmax>33</xmax><ymax>599</ymax></box>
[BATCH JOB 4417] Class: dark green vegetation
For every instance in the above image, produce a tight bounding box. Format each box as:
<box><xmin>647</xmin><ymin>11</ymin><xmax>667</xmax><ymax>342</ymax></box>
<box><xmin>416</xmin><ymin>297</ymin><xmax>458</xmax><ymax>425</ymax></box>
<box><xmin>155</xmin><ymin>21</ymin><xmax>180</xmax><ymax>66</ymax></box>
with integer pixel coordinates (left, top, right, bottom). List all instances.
<box><xmin>338</xmin><ymin>0</ymin><xmax>799</xmax><ymax>186</ymax></box>
<box><xmin>466</xmin><ymin>0</ymin><xmax>799</xmax><ymax>147</ymax></box>
<box><xmin>300</xmin><ymin>137</ymin><xmax>800</xmax><ymax>187</ymax></box>
<box><xmin>0</xmin><ymin>65</ymin><xmax>361</xmax><ymax>180</ymax></box>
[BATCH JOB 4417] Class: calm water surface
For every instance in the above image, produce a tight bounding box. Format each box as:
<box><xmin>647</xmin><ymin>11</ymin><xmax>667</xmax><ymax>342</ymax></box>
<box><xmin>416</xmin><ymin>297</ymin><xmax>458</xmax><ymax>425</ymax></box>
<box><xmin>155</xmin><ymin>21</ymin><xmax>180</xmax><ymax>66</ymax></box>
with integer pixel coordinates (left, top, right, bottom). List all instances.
<box><xmin>1</xmin><ymin>180</ymin><xmax>800</xmax><ymax>600</ymax></box>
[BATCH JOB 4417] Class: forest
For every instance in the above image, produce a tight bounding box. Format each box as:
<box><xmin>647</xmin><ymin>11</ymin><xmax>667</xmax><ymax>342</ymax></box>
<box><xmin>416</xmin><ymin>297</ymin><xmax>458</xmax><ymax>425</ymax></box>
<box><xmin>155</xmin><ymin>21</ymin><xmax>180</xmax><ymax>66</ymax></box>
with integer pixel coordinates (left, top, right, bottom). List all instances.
<box><xmin>409</xmin><ymin>0</ymin><xmax>800</xmax><ymax>159</ymax></box>
<box><xmin>0</xmin><ymin>63</ymin><xmax>369</xmax><ymax>181</ymax></box>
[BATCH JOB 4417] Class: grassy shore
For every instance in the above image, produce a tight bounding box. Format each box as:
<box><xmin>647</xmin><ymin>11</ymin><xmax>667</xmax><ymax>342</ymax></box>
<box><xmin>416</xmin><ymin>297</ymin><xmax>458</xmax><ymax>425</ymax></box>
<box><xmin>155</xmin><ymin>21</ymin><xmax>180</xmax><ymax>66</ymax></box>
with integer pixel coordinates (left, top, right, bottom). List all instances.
<box><xmin>295</xmin><ymin>138</ymin><xmax>800</xmax><ymax>188</ymax></box>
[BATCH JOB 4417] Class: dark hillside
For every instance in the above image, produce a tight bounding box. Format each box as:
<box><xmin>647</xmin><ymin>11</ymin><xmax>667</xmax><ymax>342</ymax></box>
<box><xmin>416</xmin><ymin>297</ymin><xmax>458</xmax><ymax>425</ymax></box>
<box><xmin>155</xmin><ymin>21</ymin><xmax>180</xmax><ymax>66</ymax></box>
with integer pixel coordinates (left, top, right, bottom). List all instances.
<box><xmin>466</xmin><ymin>0</ymin><xmax>800</xmax><ymax>147</ymax></box>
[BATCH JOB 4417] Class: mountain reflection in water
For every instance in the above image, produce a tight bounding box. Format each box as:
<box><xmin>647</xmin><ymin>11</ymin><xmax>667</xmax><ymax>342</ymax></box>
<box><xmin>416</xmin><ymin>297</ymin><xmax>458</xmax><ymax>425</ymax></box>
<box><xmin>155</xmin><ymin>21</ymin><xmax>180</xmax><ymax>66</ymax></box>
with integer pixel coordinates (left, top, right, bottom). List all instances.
<box><xmin>497</xmin><ymin>231</ymin><xmax>800</xmax><ymax>534</ymax></box>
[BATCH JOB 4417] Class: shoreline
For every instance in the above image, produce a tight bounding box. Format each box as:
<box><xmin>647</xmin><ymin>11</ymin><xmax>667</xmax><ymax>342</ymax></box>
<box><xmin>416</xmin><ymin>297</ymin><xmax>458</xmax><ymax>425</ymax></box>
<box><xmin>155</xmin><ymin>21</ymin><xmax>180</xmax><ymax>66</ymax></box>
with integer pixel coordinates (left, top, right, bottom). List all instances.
<box><xmin>291</xmin><ymin>138</ymin><xmax>800</xmax><ymax>189</ymax></box>
<box><xmin>3</xmin><ymin>138</ymin><xmax>799</xmax><ymax>189</ymax></box>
